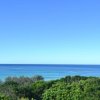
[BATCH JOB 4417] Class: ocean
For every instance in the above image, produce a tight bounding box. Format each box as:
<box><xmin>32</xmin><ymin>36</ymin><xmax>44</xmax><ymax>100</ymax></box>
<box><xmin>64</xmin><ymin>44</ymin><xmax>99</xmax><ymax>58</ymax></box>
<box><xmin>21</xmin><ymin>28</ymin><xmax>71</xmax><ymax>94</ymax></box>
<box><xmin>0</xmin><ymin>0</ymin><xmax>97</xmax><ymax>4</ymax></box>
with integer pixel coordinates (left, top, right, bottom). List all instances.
<box><xmin>0</xmin><ymin>64</ymin><xmax>100</xmax><ymax>80</ymax></box>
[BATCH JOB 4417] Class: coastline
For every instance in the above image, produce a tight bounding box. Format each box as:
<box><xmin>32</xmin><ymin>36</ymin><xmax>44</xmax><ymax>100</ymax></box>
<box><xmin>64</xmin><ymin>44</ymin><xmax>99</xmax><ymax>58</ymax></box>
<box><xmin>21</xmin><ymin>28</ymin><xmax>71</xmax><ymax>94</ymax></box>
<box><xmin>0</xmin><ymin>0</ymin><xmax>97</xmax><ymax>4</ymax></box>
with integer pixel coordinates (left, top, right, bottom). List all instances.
<box><xmin>0</xmin><ymin>64</ymin><xmax>100</xmax><ymax>81</ymax></box>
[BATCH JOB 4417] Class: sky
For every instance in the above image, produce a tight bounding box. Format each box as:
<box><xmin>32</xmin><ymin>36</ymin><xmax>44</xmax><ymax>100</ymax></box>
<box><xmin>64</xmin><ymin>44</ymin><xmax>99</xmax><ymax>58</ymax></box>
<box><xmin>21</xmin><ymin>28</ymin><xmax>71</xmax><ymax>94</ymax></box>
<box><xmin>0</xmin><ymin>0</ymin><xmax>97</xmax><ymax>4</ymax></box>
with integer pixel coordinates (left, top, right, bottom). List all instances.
<box><xmin>0</xmin><ymin>0</ymin><xmax>100</xmax><ymax>64</ymax></box>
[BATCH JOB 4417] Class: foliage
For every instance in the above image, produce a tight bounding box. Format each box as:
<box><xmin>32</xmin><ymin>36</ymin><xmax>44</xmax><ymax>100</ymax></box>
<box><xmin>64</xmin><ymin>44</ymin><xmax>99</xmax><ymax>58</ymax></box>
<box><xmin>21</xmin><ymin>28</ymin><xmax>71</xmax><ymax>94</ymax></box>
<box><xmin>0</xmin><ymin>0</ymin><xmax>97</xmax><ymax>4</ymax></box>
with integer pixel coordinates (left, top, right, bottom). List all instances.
<box><xmin>31</xmin><ymin>81</ymin><xmax>47</xmax><ymax>100</ymax></box>
<box><xmin>0</xmin><ymin>93</ymin><xmax>10</xmax><ymax>100</ymax></box>
<box><xmin>42</xmin><ymin>77</ymin><xmax>100</xmax><ymax>100</ymax></box>
<box><xmin>0</xmin><ymin>75</ymin><xmax>100</xmax><ymax>100</ymax></box>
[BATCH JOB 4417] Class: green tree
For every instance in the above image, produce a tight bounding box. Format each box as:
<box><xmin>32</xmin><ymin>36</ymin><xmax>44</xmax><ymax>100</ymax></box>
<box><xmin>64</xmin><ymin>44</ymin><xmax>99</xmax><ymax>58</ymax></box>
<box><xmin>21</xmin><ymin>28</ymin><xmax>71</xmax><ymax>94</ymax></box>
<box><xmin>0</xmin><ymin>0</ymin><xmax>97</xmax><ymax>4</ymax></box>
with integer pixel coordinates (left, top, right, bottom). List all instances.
<box><xmin>31</xmin><ymin>81</ymin><xmax>47</xmax><ymax>100</ymax></box>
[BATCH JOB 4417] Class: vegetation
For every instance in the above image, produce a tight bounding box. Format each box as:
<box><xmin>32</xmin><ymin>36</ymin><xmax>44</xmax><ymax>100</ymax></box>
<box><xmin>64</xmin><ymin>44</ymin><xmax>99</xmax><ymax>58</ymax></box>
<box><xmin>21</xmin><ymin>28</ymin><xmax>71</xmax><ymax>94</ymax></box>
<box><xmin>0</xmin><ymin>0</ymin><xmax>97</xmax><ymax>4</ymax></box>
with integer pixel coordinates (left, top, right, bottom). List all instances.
<box><xmin>0</xmin><ymin>75</ymin><xmax>100</xmax><ymax>100</ymax></box>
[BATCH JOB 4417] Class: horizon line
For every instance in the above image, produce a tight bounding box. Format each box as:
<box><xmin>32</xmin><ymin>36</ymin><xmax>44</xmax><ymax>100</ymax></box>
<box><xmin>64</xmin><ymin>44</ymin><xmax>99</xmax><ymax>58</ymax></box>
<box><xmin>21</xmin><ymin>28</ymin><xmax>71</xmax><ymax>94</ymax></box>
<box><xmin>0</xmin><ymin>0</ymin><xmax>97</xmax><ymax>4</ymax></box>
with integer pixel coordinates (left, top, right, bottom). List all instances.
<box><xmin>0</xmin><ymin>64</ymin><xmax>100</xmax><ymax>65</ymax></box>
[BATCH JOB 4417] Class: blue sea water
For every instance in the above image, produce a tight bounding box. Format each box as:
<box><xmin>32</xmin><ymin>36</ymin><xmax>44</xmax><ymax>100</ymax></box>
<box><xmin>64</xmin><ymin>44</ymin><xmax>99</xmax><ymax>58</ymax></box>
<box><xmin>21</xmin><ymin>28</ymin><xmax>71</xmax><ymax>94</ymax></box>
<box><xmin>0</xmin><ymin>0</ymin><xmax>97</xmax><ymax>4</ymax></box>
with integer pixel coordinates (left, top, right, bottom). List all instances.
<box><xmin>0</xmin><ymin>64</ymin><xmax>100</xmax><ymax>80</ymax></box>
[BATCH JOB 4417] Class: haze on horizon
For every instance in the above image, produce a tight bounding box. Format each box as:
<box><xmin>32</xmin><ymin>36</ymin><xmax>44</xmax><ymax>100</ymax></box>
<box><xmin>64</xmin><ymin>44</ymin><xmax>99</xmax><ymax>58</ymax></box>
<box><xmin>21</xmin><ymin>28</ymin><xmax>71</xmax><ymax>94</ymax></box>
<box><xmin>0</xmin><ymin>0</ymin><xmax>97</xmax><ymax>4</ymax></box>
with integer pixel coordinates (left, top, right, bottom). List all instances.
<box><xmin>0</xmin><ymin>0</ymin><xmax>100</xmax><ymax>64</ymax></box>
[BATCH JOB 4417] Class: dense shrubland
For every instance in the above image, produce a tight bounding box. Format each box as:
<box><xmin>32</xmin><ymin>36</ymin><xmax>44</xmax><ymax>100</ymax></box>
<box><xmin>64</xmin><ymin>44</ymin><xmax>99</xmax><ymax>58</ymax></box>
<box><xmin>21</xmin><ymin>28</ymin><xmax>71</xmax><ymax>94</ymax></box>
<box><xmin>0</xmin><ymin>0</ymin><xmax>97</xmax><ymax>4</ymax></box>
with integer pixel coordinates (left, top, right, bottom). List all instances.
<box><xmin>0</xmin><ymin>75</ymin><xmax>100</xmax><ymax>100</ymax></box>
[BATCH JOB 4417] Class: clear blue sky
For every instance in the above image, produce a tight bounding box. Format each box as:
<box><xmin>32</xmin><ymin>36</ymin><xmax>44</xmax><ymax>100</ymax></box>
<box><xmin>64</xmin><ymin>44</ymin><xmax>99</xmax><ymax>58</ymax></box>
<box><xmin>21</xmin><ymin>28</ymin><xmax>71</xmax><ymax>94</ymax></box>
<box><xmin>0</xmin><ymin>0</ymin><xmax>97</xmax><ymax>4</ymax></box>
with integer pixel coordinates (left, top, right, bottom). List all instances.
<box><xmin>0</xmin><ymin>0</ymin><xmax>100</xmax><ymax>64</ymax></box>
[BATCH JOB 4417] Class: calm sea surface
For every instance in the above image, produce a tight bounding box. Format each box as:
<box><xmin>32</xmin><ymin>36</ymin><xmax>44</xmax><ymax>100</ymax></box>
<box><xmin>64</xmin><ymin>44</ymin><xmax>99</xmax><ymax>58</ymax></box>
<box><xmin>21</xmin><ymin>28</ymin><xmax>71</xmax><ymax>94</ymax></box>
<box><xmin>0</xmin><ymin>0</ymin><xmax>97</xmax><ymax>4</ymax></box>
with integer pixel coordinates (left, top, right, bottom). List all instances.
<box><xmin>0</xmin><ymin>64</ymin><xmax>100</xmax><ymax>80</ymax></box>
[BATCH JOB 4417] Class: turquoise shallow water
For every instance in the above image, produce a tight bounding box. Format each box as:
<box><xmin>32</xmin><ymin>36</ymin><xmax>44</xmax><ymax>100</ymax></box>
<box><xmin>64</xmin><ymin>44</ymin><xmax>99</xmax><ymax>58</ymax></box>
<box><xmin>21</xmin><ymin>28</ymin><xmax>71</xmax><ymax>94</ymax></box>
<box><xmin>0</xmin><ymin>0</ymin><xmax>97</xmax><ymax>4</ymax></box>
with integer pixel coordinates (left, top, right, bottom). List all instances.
<box><xmin>0</xmin><ymin>64</ymin><xmax>100</xmax><ymax>80</ymax></box>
